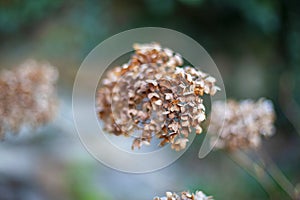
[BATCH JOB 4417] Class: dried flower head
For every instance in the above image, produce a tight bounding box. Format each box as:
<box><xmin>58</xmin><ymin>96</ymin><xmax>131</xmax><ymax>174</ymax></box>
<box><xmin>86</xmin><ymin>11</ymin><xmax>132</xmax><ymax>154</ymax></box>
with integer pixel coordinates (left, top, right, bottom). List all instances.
<box><xmin>209</xmin><ymin>99</ymin><xmax>276</xmax><ymax>151</ymax></box>
<box><xmin>0</xmin><ymin>59</ymin><xmax>59</xmax><ymax>139</ymax></box>
<box><xmin>153</xmin><ymin>190</ymin><xmax>213</xmax><ymax>200</ymax></box>
<box><xmin>96</xmin><ymin>43</ymin><xmax>219</xmax><ymax>151</ymax></box>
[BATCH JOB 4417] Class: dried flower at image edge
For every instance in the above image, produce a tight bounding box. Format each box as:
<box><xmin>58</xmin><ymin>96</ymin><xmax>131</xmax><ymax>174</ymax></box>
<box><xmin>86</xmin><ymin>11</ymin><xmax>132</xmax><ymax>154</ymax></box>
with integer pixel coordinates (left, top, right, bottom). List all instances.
<box><xmin>209</xmin><ymin>99</ymin><xmax>276</xmax><ymax>151</ymax></box>
<box><xmin>96</xmin><ymin>43</ymin><xmax>220</xmax><ymax>151</ymax></box>
<box><xmin>0</xmin><ymin>59</ymin><xmax>59</xmax><ymax>139</ymax></box>
<box><xmin>153</xmin><ymin>190</ymin><xmax>213</xmax><ymax>200</ymax></box>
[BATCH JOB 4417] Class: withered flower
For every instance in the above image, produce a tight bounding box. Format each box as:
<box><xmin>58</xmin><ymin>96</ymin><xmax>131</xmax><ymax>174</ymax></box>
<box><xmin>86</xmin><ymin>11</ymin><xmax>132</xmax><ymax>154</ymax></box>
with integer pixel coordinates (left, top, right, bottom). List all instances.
<box><xmin>96</xmin><ymin>43</ymin><xmax>219</xmax><ymax>151</ymax></box>
<box><xmin>153</xmin><ymin>190</ymin><xmax>213</xmax><ymax>200</ymax></box>
<box><xmin>0</xmin><ymin>59</ymin><xmax>59</xmax><ymax>139</ymax></box>
<box><xmin>209</xmin><ymin>99</ymin><xmax>275</xmax><ymax>151</ymax></box>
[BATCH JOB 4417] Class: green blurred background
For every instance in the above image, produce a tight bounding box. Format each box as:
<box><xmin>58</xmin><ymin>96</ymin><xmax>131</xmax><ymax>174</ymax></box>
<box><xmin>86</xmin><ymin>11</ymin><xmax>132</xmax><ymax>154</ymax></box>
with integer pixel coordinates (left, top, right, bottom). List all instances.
<box><xmin>0</xmin><ymin>0</ymin><xmax>300</xmax><ymax>199</ymax></box>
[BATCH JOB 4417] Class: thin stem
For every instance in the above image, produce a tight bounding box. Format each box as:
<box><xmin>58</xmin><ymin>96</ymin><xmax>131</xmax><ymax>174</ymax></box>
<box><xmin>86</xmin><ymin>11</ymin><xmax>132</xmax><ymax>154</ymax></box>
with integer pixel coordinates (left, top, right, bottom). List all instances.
<box><xmin>255</xmin><ymin>148</ymin><xmax>297</xmax><ymax>199</ymax></box>
<box><xmin>227</xmin><ymin>150</ymin><xmax>276</xmax><ymax>198</ymax></box>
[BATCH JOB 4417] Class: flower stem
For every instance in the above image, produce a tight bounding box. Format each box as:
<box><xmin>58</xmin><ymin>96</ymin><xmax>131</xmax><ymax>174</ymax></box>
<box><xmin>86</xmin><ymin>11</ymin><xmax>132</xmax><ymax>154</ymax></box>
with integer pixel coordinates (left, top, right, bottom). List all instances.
<box><xmin>228</xmin><ymin>148</ymin><xmax>298</xmax><ymax>199</ymax></box>
<box><xmin>254</xmin><ymin>148</ymin><xmax>297</xmax><ymax>199</ymax></box>
<box><xmin>227</xmin><ymin>150</ymin><xmax>276</xmax><ymax>198</ymax></box>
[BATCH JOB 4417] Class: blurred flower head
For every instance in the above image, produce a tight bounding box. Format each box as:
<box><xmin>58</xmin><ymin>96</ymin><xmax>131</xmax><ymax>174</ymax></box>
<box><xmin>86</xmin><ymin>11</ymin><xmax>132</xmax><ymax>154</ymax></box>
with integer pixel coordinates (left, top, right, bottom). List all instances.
<box><xmin>96</xmin><ymin>43</ymin><xmax>219</xmax><ymax>151</ymax></box>
<box><xmin>153</xmin><ymin>190</ymin><xmax>213</xmax><ymax>200</ymax></box>
<box><xmin>0</xmin><ymin>59</ymin><xmax>59</xmax><ymax>139</ymax></box>
<box><xmin>209</xmin><ymin>98</ymin><xmax>276</xmax><ymax>151</ymax></box>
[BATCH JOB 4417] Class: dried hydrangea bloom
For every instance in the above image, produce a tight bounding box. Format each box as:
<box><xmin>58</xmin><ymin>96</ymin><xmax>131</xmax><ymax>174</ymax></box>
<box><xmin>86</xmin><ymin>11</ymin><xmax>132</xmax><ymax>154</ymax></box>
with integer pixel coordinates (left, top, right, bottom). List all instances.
<box><xmin>0</xmin><ymin>59</ymin><xmax>59</xmax><ymax>139</ymax></box>
<box><xmin>153</xmin><ymin>190</ymin><xmax>213</xmax><ymax>200</ymax></box>
<box><xmin>96</xmin><ymin>43</ymin><xmax>219</xmax><ymax>151</ymax></box>
<box><xmin>209</xmin><ymin>99</ymin><xmax>275</xmax><ymax>151</ymax></box>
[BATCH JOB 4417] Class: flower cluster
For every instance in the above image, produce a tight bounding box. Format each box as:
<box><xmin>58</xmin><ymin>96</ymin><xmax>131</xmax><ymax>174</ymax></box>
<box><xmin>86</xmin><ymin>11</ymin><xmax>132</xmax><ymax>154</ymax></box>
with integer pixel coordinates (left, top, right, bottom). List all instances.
<box><xmin>96</xmin><ymin>43</ymin><xmax>219</xmax><ymax>151</ymax></box>
<box><xmin>209</xmin><ymin>99</ymin><xmax>275</xmax><ymax>151</ymax></box>
<box><xmin>153</xmin><ymin>190</ymin><xmax>213</xmax><ymax>200</ymax></box>
<box><xmin>0</xmin><ymin>60</ymin><xmax>59</xmax><ymax>139</ymax></box>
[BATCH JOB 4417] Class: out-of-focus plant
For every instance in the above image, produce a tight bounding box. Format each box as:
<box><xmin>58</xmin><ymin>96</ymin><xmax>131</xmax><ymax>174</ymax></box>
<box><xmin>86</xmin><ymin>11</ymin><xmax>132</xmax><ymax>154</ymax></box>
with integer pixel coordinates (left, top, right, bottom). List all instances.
<box><xmin>0</xmin><ymin>59</ymin><xmax>58</xmax><ymax>139</ymax></box>
<box><xmin>67</xmin><ymin>163</ymin><xmax>112</xmax><ymax>200</ymax></box>
<box><xmin>153</xmin><ymin>190</ymin><xmax>213</xmax><ymax>200</ymax></box>
<box><xmin>209</xmin><ymin>99</ymin><xmax>299</xmax><ymax>199</ymax></box>
<box><xmin>0</xmin><ymin>0</ymin><xmax>62</xmax><ymax>35</ymax></box>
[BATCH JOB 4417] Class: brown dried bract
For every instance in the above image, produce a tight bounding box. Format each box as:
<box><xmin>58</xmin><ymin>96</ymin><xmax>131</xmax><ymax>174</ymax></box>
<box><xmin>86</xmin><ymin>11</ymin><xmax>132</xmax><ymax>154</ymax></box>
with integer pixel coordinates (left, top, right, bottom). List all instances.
<box><xmin>153</xmin><ymin>190</ymin><xmax>213</xmax><ymax>200</ymax></box>
<box><xmin>0</xmin><ymin>59</ymin><xmax>59</xmax><ymax>139</ymax></box>
<box><xmin>96</xmin><ymin>43</ymin><xmax>219</xmax><ymax>151</ymax></box>
<box><xmin>209</xmin><ymin>99</ymin><xmax>276</xmax><ymax>151</ymax></box>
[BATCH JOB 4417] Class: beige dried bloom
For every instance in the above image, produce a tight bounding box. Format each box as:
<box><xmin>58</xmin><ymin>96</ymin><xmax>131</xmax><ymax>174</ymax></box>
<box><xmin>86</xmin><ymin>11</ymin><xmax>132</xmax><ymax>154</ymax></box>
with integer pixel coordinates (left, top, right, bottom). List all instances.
<box><xmin>153</xmin><ymin>190</ymin><xmax>213</xmax><ymax>200</ymax></box>
<box><xmin>96</xmin><ymin>43</ymin><xmax>219</xmax><ymax>151</ymax></box>
<box><xmin>0</xmin><ymin>59</ymin><xmax>59</xmax><ymax>139</ymax></box>
<box><xmin>209</xmin><ymin>99</ymin><xmax>275</xmax><ymax>151</ymax></box>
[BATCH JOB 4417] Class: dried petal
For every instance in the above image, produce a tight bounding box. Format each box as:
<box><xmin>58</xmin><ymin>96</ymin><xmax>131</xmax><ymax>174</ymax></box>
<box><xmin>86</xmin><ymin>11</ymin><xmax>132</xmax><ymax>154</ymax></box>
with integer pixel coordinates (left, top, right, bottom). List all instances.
<box><xmin>96</xmin><ymin>43</ymin><xmax>219</xmax><ymax>151</ymax></box>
